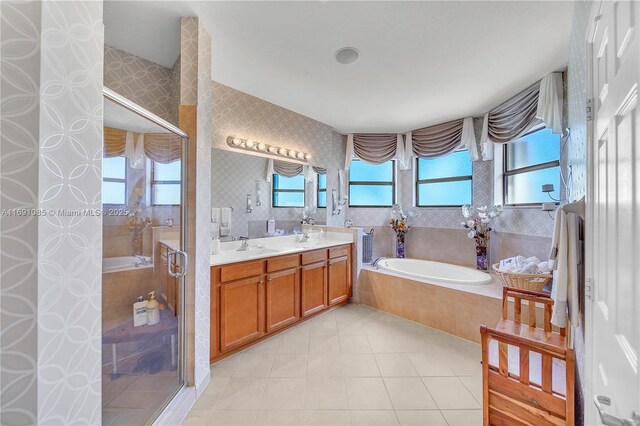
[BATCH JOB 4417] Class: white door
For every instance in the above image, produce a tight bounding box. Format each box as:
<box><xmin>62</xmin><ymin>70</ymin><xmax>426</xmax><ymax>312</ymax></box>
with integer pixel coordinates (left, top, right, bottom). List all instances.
<box><xmin>588</xmin><ymin>1</ymin><xmax>640</xmax><ymax>425</ymax></box>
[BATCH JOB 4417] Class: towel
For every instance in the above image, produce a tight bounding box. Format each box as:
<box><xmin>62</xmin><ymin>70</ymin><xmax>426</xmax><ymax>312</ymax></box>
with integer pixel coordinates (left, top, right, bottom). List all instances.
<box><xmin>211</xmin><ymin>208</ymin><xmax>220</xmax><ymax>223</ymax></box>
<box><xmin>550</xmin><ymin>209</ymin><xmax>580</xmax><ymax>328</ymax></box>
<box><xmin>220</xmin><ymin>208</ymin><xmax>231</xmax><ymax>236</ymax></box>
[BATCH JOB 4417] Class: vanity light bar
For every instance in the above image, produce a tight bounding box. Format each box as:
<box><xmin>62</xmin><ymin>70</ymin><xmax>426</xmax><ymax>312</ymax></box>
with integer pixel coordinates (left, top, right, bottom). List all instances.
<box><xmin>227</xmin><ymin>136</ymin><xmax>311</xmax><ymax>162</ymax></box>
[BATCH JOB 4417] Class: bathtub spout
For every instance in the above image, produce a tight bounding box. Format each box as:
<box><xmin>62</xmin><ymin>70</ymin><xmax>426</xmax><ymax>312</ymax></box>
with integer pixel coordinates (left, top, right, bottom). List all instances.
<box><xmin>371</xmin><ymin>257</ymin><xmax>386</xmax><ymax>269</ymax></box>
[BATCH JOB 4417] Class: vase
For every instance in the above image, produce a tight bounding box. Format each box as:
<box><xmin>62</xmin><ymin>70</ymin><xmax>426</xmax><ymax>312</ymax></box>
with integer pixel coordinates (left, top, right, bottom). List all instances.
<box><xmin>395</xmin><ymin>232</ymin><xmax>406</xmax><ymax>258</ymax></box>
<box><xmin>475</xmin><ymin>238</ymin><xmax>488</xmax><ymax>271</ymax></box>
<box><xmin>132</xmin><ymin>234</ymin><xmax>143</xmax><ymax>257</ymax></box>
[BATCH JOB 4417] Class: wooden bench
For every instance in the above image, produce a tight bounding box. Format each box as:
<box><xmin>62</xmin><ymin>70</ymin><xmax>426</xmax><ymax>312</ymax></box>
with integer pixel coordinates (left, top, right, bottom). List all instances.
<box><xmin>480</xmin><ymin>287</ymin><xmax>575</xmax><ymax>425</ymax></box>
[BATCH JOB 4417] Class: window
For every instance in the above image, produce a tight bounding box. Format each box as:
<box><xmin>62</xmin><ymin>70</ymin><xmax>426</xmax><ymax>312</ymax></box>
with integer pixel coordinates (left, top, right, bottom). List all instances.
<box><xmin>103</xmin><ymin>156</ymin><xmax>127</xmax><ymax>205</ymax></box>
<box><xmin>272</xmin><ymin>174</ymin><xmax>305</xmax><ymax>207</ymax></box>
<box><xmin>348</xmin><ymin>160</ymin><xmax>395</xmax><ymax>207</ymax></box>
<box><xmin>503</xmin><ymin>127</ymin><xmax>560</xmax><ymax>205</ymax></box>
<box><xmin>416</xmin><ymin>150</ymin><xmax>472</xmax><ymax>207</ymax></box>
<box><xmin>152</xmin><ymin>160</ymin><xmax>181</xmax><ymax>205</ymax></box>
<box><xmin>317</xmin><ymin>173</ymin><xmax>327</xmax><ymax>208</ymax></box>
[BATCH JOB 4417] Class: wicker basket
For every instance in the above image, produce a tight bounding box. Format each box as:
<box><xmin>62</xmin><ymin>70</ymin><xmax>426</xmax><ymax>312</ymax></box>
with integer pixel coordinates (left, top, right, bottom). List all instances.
<box><xmin>492</xmin><ymin>263</ymin><xmax>552</xmax><ymax>292</ymax></box>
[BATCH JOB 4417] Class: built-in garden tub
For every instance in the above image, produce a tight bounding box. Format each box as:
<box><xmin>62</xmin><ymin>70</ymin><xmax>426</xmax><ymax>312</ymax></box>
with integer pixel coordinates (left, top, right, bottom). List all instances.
<box><xmin>358</xmin><ymin>259</ymin><xmax>505</xmax><ymax>343</ymax></box>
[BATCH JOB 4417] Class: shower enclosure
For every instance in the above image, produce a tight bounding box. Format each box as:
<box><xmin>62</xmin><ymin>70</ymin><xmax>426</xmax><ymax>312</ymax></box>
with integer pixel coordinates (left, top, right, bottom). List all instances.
<box><xmin>101</xmin><ymin>88</ymin><xmax>188</xmax><ymax>425</ymax></box>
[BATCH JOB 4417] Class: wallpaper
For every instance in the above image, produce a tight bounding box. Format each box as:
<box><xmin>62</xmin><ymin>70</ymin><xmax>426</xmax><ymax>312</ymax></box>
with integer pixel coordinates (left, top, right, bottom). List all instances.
<box><xmin>195</xmin><ymin>19</ymin><xmax>213</xmax><ymax>392</ymax></box>
<box><xmin>0</xmin><ymin>1</ymin><xmax>40</xmax><ymax>424</ymax></box>
<box><xmin>104</xmin><ymin>45</ymin><xmax>177</xmax><ymax>125</ymax></box>
<box><xmin>37</xmin><ymin>1</ymin><xmax>104</xmax><ymax>424</ymax></box>
<box><xmin>210</xmin><ymin>81</ymin><xmax>345</xmax><ymax>226</ymax></box>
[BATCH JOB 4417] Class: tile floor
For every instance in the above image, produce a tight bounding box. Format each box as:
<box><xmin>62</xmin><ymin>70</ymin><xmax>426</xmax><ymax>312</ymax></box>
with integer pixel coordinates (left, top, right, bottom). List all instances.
<box><xmin>182</xmin><ymin>303</ymin><xmax>483</xmax><ymax>426</ymax></box>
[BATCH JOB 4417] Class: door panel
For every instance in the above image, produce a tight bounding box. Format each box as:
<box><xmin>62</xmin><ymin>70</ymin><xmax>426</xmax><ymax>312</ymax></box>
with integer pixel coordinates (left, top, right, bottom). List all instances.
<box><xmin>301</xmin><ymin>261</ymin><xmax>327</xmax><ymax>317</ymax></box>
<box><xmin>220</xmin><ymin>276</ymin><xmax>265</xmax><ymax>352</ymax></box>
<box><xmin>328</xmin><ymin>256</ymin><xmax>349</xmax><ymax>306</ymax></box>
<box><xmin>266</xmin><ymin>268</ymin><xmax>300</xmax><ymax>332</ymax></box>
<box><xmin>589</xmin><ymin>1</ymin><xmax>639</xmax><ymax>423</ymax></box>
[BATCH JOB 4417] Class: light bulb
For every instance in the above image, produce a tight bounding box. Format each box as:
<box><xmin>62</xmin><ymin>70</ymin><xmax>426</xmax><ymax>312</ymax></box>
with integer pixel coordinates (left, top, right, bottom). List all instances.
<box><xmin>305</xmin><ymin>153</ymin><xmax>311</xmax><ymax>160</ymax></box>
<box><xmin>232</xmin><ymin>138</ymin><xmax>242</xmax><ymax>146</ymax></box>
<box><xmin>268</xmin><ymin>146</ymin><xmax>278</xmax><ymax>154</ymax></box>
<box><xmin>257</xmin><ymin>143</ymin><xmax>266</xmax><ymax>151</ymax></box>
<box><xmin>279</xmin><ymin>148</ymin><xmax>288</xmax><ymax>156</ymax></box>
<box><xmin>245</xmin><ymin>140</ymin><xmax>255</xmax><ymax>148</ymax></box>
<box><xmin>291</xmin><ymin>150</ymin><xmax>298</xmax><ymax>158</ymax></box>
<box><xmin>297</xmin><ymin>152</ymin><xmax>305</xmax><ymax>160</ymax></box>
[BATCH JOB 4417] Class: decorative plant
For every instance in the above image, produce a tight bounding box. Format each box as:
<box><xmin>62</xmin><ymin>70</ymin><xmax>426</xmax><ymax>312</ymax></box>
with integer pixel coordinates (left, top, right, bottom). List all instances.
<box><xmin>127</xmin><ymin>187</ymin><xmax>152</xmax><ymax>256</ymax></box>
<box><xmin>461</xmin><ymin>204</ymin><xmax>503</xmax><ymax>270</ymax></box>
<box><xmin>388</xmin><ymin>204</ymin><xmax>417</xmax><ymax>258</ymax></box>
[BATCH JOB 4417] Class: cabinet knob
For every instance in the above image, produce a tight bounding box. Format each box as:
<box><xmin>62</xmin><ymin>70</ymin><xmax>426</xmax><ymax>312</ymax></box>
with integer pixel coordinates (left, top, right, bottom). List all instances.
<box><xmin>268</xmin><ymin>278</ymin><xmax>272</xmax><ymax>282</ymax></box>
<box><xmin>258</xmin><ymin>280</ymin><xmax>264</xmax><ymax>284</ymax></box>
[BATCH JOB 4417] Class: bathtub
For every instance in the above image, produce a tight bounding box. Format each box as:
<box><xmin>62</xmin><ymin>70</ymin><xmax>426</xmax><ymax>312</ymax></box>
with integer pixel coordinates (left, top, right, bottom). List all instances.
<box><xmin>377</xmin><ymin>258</ymin><xmax>492</xmax><ymax>285</ymax></box>
<box><xmin>103</xmin><ymin>256</ymin><xmax>153</xmax><ymax>273</ymax></box>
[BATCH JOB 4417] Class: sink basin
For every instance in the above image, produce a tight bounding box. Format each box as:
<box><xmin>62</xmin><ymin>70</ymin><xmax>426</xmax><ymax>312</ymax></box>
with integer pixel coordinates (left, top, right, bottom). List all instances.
<box><xmin>213</xmin><ymin>247</ymin><xmax>280</xmax><ymax>261</ymax></box>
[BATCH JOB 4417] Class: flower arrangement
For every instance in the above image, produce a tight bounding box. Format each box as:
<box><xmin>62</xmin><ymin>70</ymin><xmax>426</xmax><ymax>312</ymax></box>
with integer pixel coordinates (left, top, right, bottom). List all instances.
<box><xmin>388</xmin><ymin>217</ymin><xmax>410</xmax><ymax>235</ymax></box>
<box><xmin>461</xmin><ymin>204</ymin><xmax>503</xmax><ymax>270</ymax></box>
<box><xmin>389</xmin><ymin>204</ymin><xmax>417</xmax><ymax>258</ymax></box>
<box><xmin>127</xmin><ymin>188</ymin><xmax>152</xmax><ymax>256</ymax></box>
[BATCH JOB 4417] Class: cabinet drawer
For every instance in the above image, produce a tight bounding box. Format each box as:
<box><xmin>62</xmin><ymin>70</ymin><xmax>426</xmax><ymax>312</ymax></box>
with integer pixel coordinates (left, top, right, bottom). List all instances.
<box><xmin>220</xmin><ymin>260</ymin><xmax>264</xmax><ymax>282</ymax></box>
<box><xmin>267</xmin><ymin>254</ymin><xmax>299</xmax><ymax>272</ymax></box>
<box><xmin>301</xmin><ymin>249</ymin><xmax>328</xmax><ymax>265</ymax></box>
<box><xmin>329</xmin><ymin>245</ymin><xmax>350</xmax><ymax>259</ymax></box>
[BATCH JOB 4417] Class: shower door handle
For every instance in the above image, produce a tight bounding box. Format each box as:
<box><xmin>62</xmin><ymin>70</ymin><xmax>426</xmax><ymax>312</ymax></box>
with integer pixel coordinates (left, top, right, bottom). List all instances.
<box><xmin>168</xmin><ymin>250</ymin><xmax>188</xmax><ymax>278</ymax></box>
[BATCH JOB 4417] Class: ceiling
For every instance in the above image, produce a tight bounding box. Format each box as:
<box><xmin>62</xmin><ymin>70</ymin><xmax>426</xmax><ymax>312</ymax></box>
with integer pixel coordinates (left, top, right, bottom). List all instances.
<box><xmin>104</xmin><ymin>1</ymin><xmax>574</xmax><ymax>134</ymax></box>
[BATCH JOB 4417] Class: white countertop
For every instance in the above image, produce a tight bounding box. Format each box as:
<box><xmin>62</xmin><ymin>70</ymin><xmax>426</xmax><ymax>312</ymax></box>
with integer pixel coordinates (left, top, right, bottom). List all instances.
<box><xmin>210</xmin><ymin>232</ymin><xmax>353</xmax><ymax>266</ymax></box>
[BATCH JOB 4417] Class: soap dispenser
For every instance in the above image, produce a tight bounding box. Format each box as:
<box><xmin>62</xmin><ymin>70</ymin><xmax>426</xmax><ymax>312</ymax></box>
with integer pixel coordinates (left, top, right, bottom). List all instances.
<box><xmin>133</xmin><ymin>296</ymin><xmax>148</xmax><ymax>327</ymax></box>
<box><xmin>147</xmin><ymin>291</ymin><xmax>160</xmax><ymax>325</ymax></box>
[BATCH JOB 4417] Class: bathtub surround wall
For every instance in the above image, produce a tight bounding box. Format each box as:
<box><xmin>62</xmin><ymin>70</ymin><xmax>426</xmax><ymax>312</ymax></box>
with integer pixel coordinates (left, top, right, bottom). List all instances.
<box><xmin>210</xmin><ymin>81</ymin><xmax>345</xmax><ymax>227</ymax></box>
<box><xmin>0</xmin><ymin>1</ymin><xmax>104</xmax><ymax>424</ymax></box>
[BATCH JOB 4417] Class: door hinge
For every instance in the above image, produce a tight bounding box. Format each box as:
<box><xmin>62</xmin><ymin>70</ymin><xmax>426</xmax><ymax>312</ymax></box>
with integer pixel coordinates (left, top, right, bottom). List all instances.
<box><xmin>585</xmin><ymin>277</ymin><xmax>593</xmax><ymax>300</ymax></box>
<box><xmin>586</xmin><ymin>99</ymin><xmax>594</xmax><ymax>121</ymax></box>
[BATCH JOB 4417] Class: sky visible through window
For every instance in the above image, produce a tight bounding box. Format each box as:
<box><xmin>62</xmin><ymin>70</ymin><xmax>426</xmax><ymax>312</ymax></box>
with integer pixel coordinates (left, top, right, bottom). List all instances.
<box><xmin>417</xmin><ymin>150</ymin><xmax>472</xmax><ymax>206</ymax></box>
<box><xmin>273</xmin><ymin>174</ymin><xmax>305</xmax><ymax>207</ymax></box>
<box><xmin>349</xmin><ymin>160</ymin><xmax>394</xmax><ymax>206</ymax></box>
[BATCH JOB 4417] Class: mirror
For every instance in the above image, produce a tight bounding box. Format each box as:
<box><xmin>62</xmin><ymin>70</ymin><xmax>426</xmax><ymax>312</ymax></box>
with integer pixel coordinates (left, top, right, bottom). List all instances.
<box><xmin>211</xmin><ymin>148</ymin><xmax>327</xmax><ymax>239</ymax></box>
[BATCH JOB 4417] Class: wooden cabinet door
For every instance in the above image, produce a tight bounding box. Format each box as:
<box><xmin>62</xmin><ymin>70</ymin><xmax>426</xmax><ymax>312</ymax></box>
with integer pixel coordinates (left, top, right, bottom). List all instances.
<box><xmin>266</xmin><ymin>268</ymin><xmax>300</xmax><ymax>332</ymax></box>
<box><xmin>220</xmin><ymin>275</ymin><xmax>265</xmax><ymax>352</ymax></box>
<box><xmin>301</xmin><ymin>261</ymin><xmax>327</xmax><ymax>317</ymax></box>
<box><xmin>328</xmin><ymin>256</ymin><xmax>349</xmax><ymax>306</ymax></box>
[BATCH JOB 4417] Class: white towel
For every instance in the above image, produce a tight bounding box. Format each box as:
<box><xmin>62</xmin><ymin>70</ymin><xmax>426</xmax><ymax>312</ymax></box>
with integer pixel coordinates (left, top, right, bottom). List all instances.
<box><xmin>550</xmin><ymin>210</ymin><xmax>579</xmax><ymax>328</ymax></box>
<box><xmin>220</xmin><ymin>208</ymin><xmax>231</xmax><ymax>236</ymax></box>
<box><xmin>211</xmin><ymin>208</ymin><xmax>220</xmax><ymax>223</ymax></box>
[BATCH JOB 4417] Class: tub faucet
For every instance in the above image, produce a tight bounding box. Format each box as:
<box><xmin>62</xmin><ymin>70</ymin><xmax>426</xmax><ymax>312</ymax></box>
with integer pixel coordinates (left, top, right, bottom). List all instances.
<box><xmin>134</xmin><ymin>255</ymin><xmax>150</xmax><ymax>265</ymax></box>
<box><xmin>300</xmin><ymin>233</ymin><xmax>310</xmax><ymax>243</ymax></box>
<box><xmin>371</xmin><ymin>257</ymin><xmax>386</xmax><ymax>269</ymax></box>
<box><xmin>237</xmin><ymin>237</ymin><xmax>250</xmax><ymax>251</ymax></box>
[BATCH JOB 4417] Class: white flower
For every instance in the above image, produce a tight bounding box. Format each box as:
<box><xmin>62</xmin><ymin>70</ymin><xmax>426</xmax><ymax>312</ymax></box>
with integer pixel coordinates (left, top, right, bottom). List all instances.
<box><xmin>477</xmin><ymin>205</ymin><xmax>487</xmax><ymax>212</ymax></box>
<box><xmin>467</xmin><ymin>230</ymin><xmax>476</xmax><ymax>239</ymax></box>
<box><xmin>466</xmin><ymin>220</ymin><xmax>475</xmax><ymax>227</ymax></box>
<box><xmin>461</xmin><ymin>205</ymin><xmax>470</xmax><ymax>218</ymax></box>
<box><xmin>481</xmin><ymin>217</ymin><xmax>491</xmax><ymax>224</ymax></box>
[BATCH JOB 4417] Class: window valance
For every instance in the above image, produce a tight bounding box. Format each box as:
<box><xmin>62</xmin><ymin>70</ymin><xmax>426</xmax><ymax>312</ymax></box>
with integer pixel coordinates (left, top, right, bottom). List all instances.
<box><xmin>103</xmin><ymin>127</ymin><xmax>182</xmax><ymax>167</ymax></box>
<box><xmin>266</xmin><ymin>159</ymin><xmax>312</xmax><ymax>182</ymax></box>
<box><xmin>344</xmin><ymin>133</ymin><xmax>405</xmax><ymax>169</ymax></box>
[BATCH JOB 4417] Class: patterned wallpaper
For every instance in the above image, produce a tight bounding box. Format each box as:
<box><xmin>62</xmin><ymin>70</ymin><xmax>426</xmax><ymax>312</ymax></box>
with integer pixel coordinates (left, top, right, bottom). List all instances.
<box><xmin>0</xmin><ymin>1</ymin><xmax>40</xmax><ymax>424</ymax></box>
<box><xmin>210</xmin><ymin>81</ymin><xmax>345</xmax><ymax>227</ymax></box>
<box><xmin>195</xmin><ymin>19</ymin><xmax>213</xmax><ymax>391</ymax></box>
<box><xmin>37</xmin><ymin>1</ymin><xmax>104</xmax><ymax>424</ymax></box>
<box><xmin>104</xmin><ymin>45</ymin><xmax>178</xmax><ymax>125</ymax></box>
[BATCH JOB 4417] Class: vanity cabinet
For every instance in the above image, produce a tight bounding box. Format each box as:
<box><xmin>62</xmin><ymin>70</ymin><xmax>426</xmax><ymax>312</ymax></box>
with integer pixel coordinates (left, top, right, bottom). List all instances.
<box><xmin>220</xmin><ymin>275</ymin><xmax>265</xmax><ymax>352</ymax></box>
<box><xmin>210</xmin><ymin>243</ymin><xmax>352</xmax><ymax>362</ymax></box>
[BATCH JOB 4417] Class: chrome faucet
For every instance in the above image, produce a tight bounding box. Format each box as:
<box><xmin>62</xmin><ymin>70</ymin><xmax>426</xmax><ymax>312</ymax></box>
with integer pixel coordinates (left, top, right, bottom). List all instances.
<box><xmin>371</xmin><ymin>257</ymin><xmax>386</xmax><ymax>269</ymax></box>
<box><xmin>134</xmin><ymin>255</ymin><xmax>150</xmax><ymax>266</ymax></box>
<box><xmin>237</xmin><ymin>237</ymin><xmax>250</xmax><ymax>251</ymax></box>
<box><xmin>300</xmin><ymin>233</ymin><xmax>310</xmax><ymax>243</ymax></box>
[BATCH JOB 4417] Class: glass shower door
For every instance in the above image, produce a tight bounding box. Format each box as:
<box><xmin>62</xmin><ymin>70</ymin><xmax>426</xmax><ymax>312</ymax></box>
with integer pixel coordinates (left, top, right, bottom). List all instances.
<box><xmin>101</xmin><ymin>89</ymin><xmax>188</xmax><ymax>425</ymax></box>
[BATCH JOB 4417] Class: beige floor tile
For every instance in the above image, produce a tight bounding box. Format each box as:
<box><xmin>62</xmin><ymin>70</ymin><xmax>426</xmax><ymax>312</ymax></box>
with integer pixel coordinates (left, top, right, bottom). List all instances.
<box><xmin>207</xmin><ymin>409</ymin><xmax>257</xmax><ymax>425</ymax></box>
<box><xmin>339</xmin><ymin>335</ymin><xmax>373</xmax><ymax>353</ymax></box>
<box><xmin>102</xmin><ymin>374</ymin><xmax>138</xmax><ymax>394</ymax></box>
<box><xmin>342</xmin><ymin>354</ymin><xmax>380</xmax><ymax>377</ymax></box>
<box><xmin>384</xmin><ymin>378</ymin><xmax>437</xmax><ymax>410</ymax></box>
<box><xmin>459</xmin><ymin>376</ymin><xmax>482</xmax><ymax>403</ymax></box>
<box><xmin>309</xmin><ymin>334</ymin><xmax>340</xmax><ymax>353</ymax></box>
<box><xmin>254</xmin><ymin>409</ymin><xmax>304</xmax><ymax>425</ymax></box>
<box><xmin>211</xmin><ymin>353</ymin><xmax>242</xmax><ymax>378</ymax></box>
<box><xmin>406</xmin><ymin>353</ymin><xmax>455</xmax><ymax>377</ymax></box>
<box><xmin>309</xmin><ymin>316</ymin><xmax>338</xmax><ymax>336</ymax></box>
<box><xmin>109</xmin><ymin>408</ymin><xmax>158</xmax><ymax>425</ymax></box>
<box><xmin>245</xmin><ymin>336</ymin><xmax>281</xmax><ymax>354</ymax></box>
<box><xmin>307</xmin><ymin>353</ymin><xmax>344</xmax><ymax>377</ymax></box>
<box><xmin>303</xmin><ymin>409</ymin><xmax>351</xmax><ymax>425</ymax></box>
<box><xmin>337</xmin><ymin>321</ymin><xmax>366</xmax><ymax>336</ymax></box>
<box><xmin>440</xmin><ymin>409</ymin><xmax>483</xmax><ymax>426</ymax></box>
<box><xmin>421</xmin><ymin>377</ymin><xmax>480</xmax><ymax>410</ymax></box>
<box><xmin>277</xmin><ymin>333</ymin><xmax>310</xmax><ymax>354</ymax></box>
<box><xmin>271</xmin><ymin>353</ymin><xmax>308</xmax><ymax>377</ymax></box>
<box><xmin>233</xmin><ymin>353</ymin><xmax>275</xmax><ymax>377</ymax></box>
<box><xmin>260</xmin><ymin>378</ymin><xmax>306</xmax><ymax>410</ymax></box>
<box><xmin>125</xmin><ymin>374</ymin><xmax>178</xmax><ymax>392</ymax></box>
<box><xmin>350</xmin><ymin>410</ymin><xmax>398</xmax><ymax>425</ymax></box>
<box><xmin>394</xmin><ymin>410</ymin><xmax>447</xmax><ymax>425</ymax></box>
<box><xmin>345</xmin><ymin>377</ymin><xmax>392</xmax><ymax>410</ymax></box>
<box><xmin>304</xmin><ymin>376</ymin><xmax>348</xmax><ymax>409</ymax></box>
<box><xmin>215</xmin><ymin>377</ymin><xmax>267</xmax><ymax>410</ymax></box>
<box><xmin>106</xmin><ymin>390</ymin><xmax>159</xmax><ymax>409</ymax></box>
<box><xmin>375</xmin><ymin>354</ymin><xmax>418</xmax><ymax>377</ymax></box>
<box><xmin>367</xmin><ymin>335</ymin><xmax>403</xmax><ymax>353</ymax></box>
<box><xmin>439</xmin><ymin>351</ymin><xmax>482</xmax><ymax>376</ymax></box>
<box><xmin>191</xmin><ymin>377</ymin><xmax>230</xmax><ymax>410</ymax></box>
